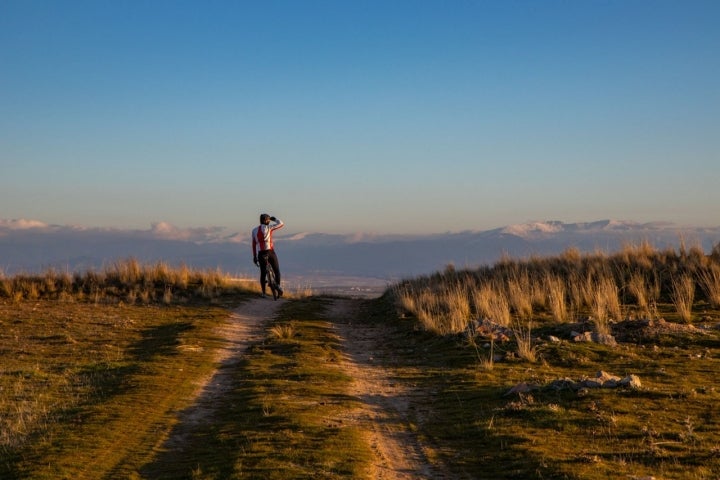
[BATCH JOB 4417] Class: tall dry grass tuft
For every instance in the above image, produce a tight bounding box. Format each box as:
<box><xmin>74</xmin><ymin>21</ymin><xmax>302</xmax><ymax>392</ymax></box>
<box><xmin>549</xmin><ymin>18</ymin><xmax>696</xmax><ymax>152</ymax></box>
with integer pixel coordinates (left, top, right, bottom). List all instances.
<box><xmin>543</xmin><ymin>273</ymin><xmax>569</xmax><ymax>322</ymax></box>
<box><xmin>698</xmin><ymin>264</ymin><xmax>720</xmax><ymax>308</ymax></box>
<box><xmin>505</xmin><ymin>270</ymin><xmax>533</xmax><ymax>319</ymax></box>
<box><xmin>590</xmin><ymin>276</ymin><xmax>621</xmax><ymax>336</ymax></box>
<box><xmin>269</xmin><ymin>323</ymin><xmax>296</xmax><ymax>340</ymax></box>
<box><xmin>627</xmin><ymin>272</ymin><xmax>651</xmax><ymax>316</ymax></box>
<box><xmin>393</xmin><ymin>282</ymin><xmax>472</xmax><ymax>334</ymax></box>
<box><xmin>472</xmin><ymin>282</ymin><xmax>511</xmax><ymax>327</ymax></box>
<box><xmin>394</xmin><ymin>284</ymin><xmax>419</xmax><ymax>316</ymax></box>
<box><xmin>672</xmin><ymin>274</ymin><xmax>695</xmax><ymax>323</ymax></box>
<box><xmin>513</xmin><ymin>319</ymin><xmax>537</xmax><ymax>363</ymax></box>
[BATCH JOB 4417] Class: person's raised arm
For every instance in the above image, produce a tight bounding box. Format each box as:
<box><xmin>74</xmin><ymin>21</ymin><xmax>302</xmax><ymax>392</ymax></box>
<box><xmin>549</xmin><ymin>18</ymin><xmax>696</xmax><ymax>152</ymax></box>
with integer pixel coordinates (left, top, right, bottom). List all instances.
<box><xmin>270</xmin><ymin>216</ymin><xmax>284</xmax><ymax>230</ymax></box>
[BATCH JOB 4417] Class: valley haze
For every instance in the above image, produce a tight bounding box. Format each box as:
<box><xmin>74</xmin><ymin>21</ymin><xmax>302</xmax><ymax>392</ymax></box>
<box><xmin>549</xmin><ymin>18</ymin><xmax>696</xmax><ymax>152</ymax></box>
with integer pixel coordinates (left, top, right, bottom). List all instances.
<box><xmin>1</xmin><ymin>218</ymin><xmax>718</xmax><ymax>294</ymax></box>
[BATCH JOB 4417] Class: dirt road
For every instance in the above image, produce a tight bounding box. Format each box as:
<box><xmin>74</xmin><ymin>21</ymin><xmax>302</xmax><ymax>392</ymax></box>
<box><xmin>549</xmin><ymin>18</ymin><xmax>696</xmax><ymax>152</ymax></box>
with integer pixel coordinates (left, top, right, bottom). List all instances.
<box><xmin>160</xmin><ymin>297</ymin><xmax>444</xmax><ymax>479</ymax></box>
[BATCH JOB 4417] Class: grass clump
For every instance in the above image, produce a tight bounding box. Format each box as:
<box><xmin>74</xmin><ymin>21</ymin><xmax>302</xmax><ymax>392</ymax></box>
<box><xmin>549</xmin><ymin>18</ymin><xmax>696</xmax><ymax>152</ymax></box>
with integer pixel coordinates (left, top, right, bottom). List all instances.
<box><xmin>672</xmin><ymin>274</ymin><xmax>696</xmax><ymax>323</ymax></box>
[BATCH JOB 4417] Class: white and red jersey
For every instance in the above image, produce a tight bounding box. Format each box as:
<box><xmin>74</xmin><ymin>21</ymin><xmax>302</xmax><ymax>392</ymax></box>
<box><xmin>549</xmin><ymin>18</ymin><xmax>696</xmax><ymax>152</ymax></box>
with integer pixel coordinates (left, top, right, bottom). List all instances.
<box><xmin>252</xmin><ymin>218</ymin><xmax>284</xmax><ymax>256</ymax></box>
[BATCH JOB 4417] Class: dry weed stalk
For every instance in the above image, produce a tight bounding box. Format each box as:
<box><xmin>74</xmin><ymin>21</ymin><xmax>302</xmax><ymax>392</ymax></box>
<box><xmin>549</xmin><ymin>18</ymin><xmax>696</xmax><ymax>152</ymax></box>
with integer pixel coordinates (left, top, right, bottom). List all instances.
<box><xmin>472</xmin><ymin>283</ymin><xmax>511</xmax><ymax>327</ymax></box>
<box><xmin>672</xmin><ymin>274</ymin><xmax>695</xmax><ymax>323</ymax></box>
<box><xmin>513</xmin><ymin>319</ymin><xmax>537</xmax><ymax>363</ymax></box>
<box><xmin>543</xmin><ymin>273</ymin><xmax>569</xmax><ymax>322</ymax></box>
<box><xmin>591</xmin><ymin>276</ymin><xmax>621</xmax><ymax>336</ymax></box>
<box><xmin>269</xmin><ymin>323</ymin><xmax>296</xmax><ymax>340</ymax></box>
<box><xmin>394</xmin><ymin>281</ymin><xmax>473</xmax><ymax>335</ymax></box>
<box><xmin>506</xmin><ymin>270</ymin><xmax>533</xmax><ymax>319</ymax></box>
<box><xmin>698</xmin><ymin>264</ymin><xmax>720</xmax><ymax>308</ymax></box>
<box><xmin>627</xmin><ymin>272</ymin><xmax>650</xmax><ymax>315</ymax></box>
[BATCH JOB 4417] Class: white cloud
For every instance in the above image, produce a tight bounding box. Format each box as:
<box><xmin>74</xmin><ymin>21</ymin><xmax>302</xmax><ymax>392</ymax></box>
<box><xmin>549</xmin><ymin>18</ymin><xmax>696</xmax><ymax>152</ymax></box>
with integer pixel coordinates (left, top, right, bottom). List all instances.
<box><xmin>0</xmin><ymin>218</ymin><xmax>50</xmax><ymax>230</ymax></box>
<box><xmin>148</xmin><ymin>222</ymin><xmax>233</xmax><ymax>243</ymax></box>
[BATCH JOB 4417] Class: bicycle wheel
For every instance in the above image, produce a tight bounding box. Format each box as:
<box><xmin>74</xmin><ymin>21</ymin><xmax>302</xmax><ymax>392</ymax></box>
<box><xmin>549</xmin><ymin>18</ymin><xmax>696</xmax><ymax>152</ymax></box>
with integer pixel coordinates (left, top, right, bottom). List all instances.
<box><xmin>267</xmin><ymin>268</ymin><xmax>279</xmax><ymax>300</ymax></box>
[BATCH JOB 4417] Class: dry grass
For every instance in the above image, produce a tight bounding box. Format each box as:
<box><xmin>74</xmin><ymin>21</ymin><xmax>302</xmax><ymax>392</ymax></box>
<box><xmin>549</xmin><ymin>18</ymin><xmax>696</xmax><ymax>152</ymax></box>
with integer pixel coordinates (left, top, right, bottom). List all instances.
<box><xmin>591</xmin><ymin>276</ymin><xmax>621</xmax><ymax>335</ymax></box>
<box><xmin>0</xmin><ymin>258</ymin><xmax>245</xmax><ymax>305</ymax></box>
<box><xmin>543</xmin><ymin>273</ymin><xmax>568</xmax><ymax>322</ymax></box>
<box><xmin>393</xmin><ymin>280</ymin><xmax>472</xmax><ymax>334</ymax></box>
<box><xmin>512</xmin><ymin>318</ymin><xmax>537</xmax><ymax>362</ymax></box>
<box><xmin>698</xmin><ymin>264</ymin><xmax>720</xmax><ymax>308</ymax></box>
<box><xmin>672</xmin><ymin>273</ymin><xmax>695</xmax><ymax>323</ymax></box>
<box><xmin>472</xmin><ymin>282</ymin><xmax>511</xmax><ymax>326</ymax></box>
<box><xmin>269</xmin><ymin>322</ymin><xmax>296</xmax><ymax>340</ymax></box>
<box><xmin>393</xmin><ymin>241</ymin><xmax>720</xmax><ymax>341</ymax></box>
<box><xmin>505</xmin><ymin>270</ymin><xmax>533</xmax><ymax>319</ymax></box>
<box><xmin>386</xmin><ymin>243</ymin><xmax>720</xmax><ymax>477</ymax></box>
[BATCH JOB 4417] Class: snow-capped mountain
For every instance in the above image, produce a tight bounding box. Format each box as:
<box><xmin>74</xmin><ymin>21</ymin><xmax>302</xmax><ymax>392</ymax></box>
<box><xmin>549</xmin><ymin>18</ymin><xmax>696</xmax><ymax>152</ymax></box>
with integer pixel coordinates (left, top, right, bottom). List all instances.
<box><xmin>1</xmin><ymin>219</ymin><xmax>718</xmax><ymax>284</ymax></box>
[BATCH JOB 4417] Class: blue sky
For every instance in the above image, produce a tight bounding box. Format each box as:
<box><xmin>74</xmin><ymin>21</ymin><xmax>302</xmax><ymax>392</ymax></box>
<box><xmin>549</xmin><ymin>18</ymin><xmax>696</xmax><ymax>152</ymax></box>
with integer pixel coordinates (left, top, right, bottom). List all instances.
<box><xmin>1</xmin><ymin>0</ymin><xmax>718</xmax><ymax>235</ymax></box>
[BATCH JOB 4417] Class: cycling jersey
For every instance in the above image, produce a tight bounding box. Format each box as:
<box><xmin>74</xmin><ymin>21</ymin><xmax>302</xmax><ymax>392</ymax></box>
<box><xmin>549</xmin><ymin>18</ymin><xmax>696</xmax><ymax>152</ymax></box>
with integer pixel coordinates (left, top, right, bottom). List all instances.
<box><xmin>252</xmin><ymin>218</ymin><xmax>284</xmax><ymax>256</ymax></box>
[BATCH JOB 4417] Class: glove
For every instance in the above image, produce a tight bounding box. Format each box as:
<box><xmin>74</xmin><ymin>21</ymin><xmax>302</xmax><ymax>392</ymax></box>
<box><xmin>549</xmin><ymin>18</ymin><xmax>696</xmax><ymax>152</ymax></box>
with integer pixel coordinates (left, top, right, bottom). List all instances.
<box><xmin>253</xmin><ymin>256</ymin><xmax>259</xmax><ymax>266</ymax></box>
<box><xmin>270</xmin><ymin>216</ymin><xmax>276</xmax><ymax>221</ymax></box>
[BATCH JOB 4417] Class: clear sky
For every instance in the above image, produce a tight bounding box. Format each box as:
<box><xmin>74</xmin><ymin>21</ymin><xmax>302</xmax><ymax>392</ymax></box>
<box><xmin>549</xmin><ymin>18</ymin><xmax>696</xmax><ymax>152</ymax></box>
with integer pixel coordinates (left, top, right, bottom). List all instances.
<box><xmin>1</xmin><ymin>0</ymin><xmax>718</xmax><ymax>235</ymax></box>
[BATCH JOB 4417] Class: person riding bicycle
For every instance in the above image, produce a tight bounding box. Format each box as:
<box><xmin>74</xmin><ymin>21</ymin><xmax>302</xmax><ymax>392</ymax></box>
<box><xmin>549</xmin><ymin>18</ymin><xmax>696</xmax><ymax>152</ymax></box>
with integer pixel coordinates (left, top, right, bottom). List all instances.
<box><xmin>252</xmin><ymin>213</ymin><xmax>284</xmax><ymax>298</ymax></box>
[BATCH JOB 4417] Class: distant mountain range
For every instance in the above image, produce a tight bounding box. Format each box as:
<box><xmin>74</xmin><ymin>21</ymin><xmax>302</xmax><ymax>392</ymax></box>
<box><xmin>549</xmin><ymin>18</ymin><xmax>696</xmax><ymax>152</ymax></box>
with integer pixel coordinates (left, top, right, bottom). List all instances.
<box><xmin>1</xmin><ymin>219</ymin><xmax>719</xmax><ymax>288</ymax></box>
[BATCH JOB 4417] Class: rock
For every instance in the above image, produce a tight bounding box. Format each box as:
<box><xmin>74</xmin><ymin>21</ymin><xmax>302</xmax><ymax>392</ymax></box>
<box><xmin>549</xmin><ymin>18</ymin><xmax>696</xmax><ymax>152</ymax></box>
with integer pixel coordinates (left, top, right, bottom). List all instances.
<box><xmin>572</xmin><ymin>331</ymin><xmax>617</xmax><ymax>346</ymax></box>
<box><xmin>595</xmin><ymin>370</ymin><xmax>622</xmax><ymax>388</ymax></box>
<box><xmin>505</xmin><ymin>381</ymin><xmax>537</xmax><ymax>396</ymax></box>
<box><xmin>548</xmin><ymin>335</ymin><xmax>561</xmax><ymax>343</ymax></box>
<box><xmin>582</xmin><ymin>378</ymin><xmax>602</xmax><ymax>388</ymax></box>
<box><xmin>573</xmin><ymin>331</ymin><xmax>592</xmax><ymax>342</ymax></box>
<box><xmin>549</xmin><ymin>378</ymin><xmax>578</xmax><ymax>390</ymax></box>
<box><xmin>580</xmin><ymin>371</ymin><xmax>623</xmax><ymax>388</ymax></box>
<box><xmin>592</xmin><ymin>333</ymin><xmax>617</xmax><ymax>346</ymax></box>
<box><xmin>620</xmin><ymin>374</ymin><xmax>642</xmax><ymax>389</ymax></box>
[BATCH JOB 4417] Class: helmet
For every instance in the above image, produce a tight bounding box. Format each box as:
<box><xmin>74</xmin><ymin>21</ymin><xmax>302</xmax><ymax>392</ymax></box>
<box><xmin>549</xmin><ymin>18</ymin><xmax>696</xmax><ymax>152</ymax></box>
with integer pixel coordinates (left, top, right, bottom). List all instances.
<box><xmin>260</xmin><ymin>213</ymin><xmax>270</xmax><ymax>223</ymax></box>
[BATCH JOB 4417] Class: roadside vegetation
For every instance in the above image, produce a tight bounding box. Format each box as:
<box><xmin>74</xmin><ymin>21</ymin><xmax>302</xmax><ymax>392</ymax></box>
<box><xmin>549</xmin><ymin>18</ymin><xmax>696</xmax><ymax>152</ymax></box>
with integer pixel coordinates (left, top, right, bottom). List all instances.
<box><xmin>0</xmin><ymin>258</ymin><xmax>242</xmax><ymax>305</ymax></box>
<box><xmin>389</xmin><ymin>241</ymin><xmax>720</xmax><ymax>478</ymax></box>
<box><xmin>393</xmin><ymin>241</ymin><xmax>720</xmax><ymax>336</ymax></box>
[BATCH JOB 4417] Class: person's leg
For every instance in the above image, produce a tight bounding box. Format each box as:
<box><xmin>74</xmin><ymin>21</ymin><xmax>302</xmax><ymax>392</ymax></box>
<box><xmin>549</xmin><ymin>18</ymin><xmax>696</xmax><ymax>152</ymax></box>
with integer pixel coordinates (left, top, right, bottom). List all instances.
<box><xmin>267</xmin><ymin>251</ymin><xmax>282</xmax><ymax>294</ymax></box>
<box><xmin>259</xmin><ymin>253</ymin><xmax>269</xmax><ymax>296</ymax></box>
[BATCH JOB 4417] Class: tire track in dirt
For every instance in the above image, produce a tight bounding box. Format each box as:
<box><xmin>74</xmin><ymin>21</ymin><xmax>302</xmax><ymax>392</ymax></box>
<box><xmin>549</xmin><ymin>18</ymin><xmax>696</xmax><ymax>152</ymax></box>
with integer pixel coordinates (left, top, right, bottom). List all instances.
<box><xmin>328</xmin><ymin>299</ymin><xmax>446</xmax><ymax>480</ymax></box>
<box><xmin>160</xmin><ymin>298</ymin><xmax>283</xmax><ymax>451</ymax></box>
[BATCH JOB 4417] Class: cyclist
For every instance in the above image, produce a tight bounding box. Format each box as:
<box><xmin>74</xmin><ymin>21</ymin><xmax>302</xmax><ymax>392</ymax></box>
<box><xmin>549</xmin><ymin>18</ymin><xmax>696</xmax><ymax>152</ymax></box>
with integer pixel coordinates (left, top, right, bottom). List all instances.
<box><xmin>252</xmin><ymin>213</ymin><xmax>284</xmax><ymax>298</ymax></box>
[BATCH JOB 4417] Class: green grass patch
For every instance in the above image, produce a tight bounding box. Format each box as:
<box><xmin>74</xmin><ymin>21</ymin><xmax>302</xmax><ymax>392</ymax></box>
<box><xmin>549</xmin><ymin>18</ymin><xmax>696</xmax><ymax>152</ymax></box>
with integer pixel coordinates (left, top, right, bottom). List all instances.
<box><xmin>0</xmin><ymin>296</ymin><xmax>247</xmax><ymax>479</ymax></box>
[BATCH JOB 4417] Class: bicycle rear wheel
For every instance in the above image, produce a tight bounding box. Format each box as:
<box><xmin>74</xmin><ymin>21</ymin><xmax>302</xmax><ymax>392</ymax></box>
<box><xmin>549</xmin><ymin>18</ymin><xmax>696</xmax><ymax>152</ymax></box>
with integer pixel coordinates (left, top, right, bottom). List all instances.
<box><xmin>267</xmin><ymin>268</ymin><xmax>279</xmax><ymax>300</ymax></box>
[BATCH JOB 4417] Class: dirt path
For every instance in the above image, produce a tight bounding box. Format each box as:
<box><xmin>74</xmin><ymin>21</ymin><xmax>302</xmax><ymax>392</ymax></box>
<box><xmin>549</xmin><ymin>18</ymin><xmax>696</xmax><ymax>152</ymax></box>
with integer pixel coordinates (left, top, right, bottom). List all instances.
<box><xmin>159</xmin><ymin>297</ymin><xmax>445</xmax><ymax>479</ymax></box>
<box><xmin>161</xmin><ymin>297</ymin><xmax>283</xmax><ymax>450</ymax></box>
<box><xmin>328</xmin><ymin>299</ymin><xmax>443</xmax><ymax>480</ymax></box>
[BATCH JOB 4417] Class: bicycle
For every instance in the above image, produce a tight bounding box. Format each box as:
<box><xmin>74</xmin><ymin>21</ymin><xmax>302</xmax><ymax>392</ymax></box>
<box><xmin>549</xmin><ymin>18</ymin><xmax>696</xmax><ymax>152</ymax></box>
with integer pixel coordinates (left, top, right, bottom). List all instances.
<box><xmin>257</xmin><ymin>256</ymin><xmax>282</xmax><ymax>300</ymax></box>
